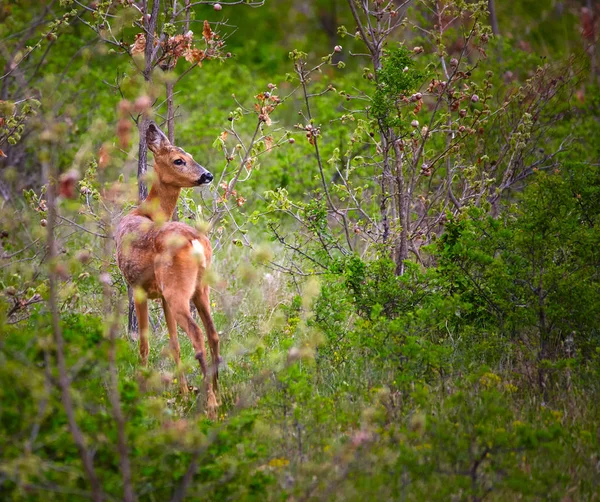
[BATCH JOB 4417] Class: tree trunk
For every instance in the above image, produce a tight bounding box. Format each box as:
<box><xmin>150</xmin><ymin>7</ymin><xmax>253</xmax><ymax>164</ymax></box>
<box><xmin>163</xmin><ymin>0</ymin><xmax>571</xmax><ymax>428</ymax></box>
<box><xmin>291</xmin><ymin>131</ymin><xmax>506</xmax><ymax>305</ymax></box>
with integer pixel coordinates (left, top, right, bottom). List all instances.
<box><xmin>128</xmin><ymin>0</ymin><xmax>158</xmax><ymax>335</ymax></box>
<box><xmin>488</xmin><ymin>0</ymin><xmax>499</xmax><ymax>36</ymax></box>
<box><xmin>537</xmin><ymin>265</ymin><xmax>549</xmax><ymax>401</ymax></box>
<box><xmin>393</xmin><ymin>139</ymin><xmax>409</xmax><ymax>275</ymax></box>
<box><xmin>166</xmin><ymin>79</ymin><xmax>179</xmax><ymax>221</ymax></box>
<box><xmin>127</xmin><ymin>285</ymin><xmax>138</xmax><ymax>338</ymax></box>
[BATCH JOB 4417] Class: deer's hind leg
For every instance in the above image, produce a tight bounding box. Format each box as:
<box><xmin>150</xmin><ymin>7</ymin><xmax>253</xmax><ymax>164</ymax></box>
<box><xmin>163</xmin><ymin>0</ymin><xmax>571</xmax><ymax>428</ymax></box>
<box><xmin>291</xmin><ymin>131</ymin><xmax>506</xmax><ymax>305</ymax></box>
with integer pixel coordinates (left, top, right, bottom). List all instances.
<box><xmin>162</xmin><ymin>298</ymin><xmax>189</xmax><ymax>395</ymax></box>
<box><xmin>134</xmin><ymin>298</ymin><xmax>150</xmax><ymax>366</ymax></box>
<box><xmin>157</xmin><ymin>250</ymin><xmax>217</xmax><ymax>418</ymax></box>
<box><xmin>193</xmin><ymin>285</ymin><xmax>221</xmax><ymax>392</ymax></box>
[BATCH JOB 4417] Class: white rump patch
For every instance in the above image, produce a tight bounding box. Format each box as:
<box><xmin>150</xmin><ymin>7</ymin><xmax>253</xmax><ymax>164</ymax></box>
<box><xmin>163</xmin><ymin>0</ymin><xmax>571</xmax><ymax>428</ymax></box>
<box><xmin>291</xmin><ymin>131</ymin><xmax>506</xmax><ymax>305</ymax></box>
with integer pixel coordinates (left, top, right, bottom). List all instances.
<box><xmin>191</xmin><ymin>239</ymin><xmax>206</xmax><ymax>268</ymax></box>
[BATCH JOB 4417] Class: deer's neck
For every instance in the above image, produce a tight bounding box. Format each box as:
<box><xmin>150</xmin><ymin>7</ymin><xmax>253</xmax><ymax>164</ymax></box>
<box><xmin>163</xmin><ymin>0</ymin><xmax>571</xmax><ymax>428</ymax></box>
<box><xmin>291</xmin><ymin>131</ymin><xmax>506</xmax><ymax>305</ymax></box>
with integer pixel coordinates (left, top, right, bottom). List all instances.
<box><xmin>139</xmin><ymin>180</ymin><xmax>180</xmax><ymax>221</ymax></box>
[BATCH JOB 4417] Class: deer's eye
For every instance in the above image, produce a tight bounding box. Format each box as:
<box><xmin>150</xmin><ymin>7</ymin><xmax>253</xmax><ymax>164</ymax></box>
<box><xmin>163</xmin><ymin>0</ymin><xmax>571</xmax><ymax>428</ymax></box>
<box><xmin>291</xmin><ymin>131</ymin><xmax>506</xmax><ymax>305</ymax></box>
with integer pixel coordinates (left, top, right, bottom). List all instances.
<box><xmin>174</xmin><ymin>159</ymin><xmax>186</xmax><ymax>166</ymax></box>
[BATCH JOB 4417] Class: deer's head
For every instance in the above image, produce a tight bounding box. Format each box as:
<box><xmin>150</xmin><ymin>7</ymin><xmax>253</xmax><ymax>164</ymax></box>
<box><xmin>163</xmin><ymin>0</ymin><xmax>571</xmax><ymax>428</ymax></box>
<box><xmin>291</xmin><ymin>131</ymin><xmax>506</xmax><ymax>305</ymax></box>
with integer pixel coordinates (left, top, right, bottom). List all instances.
<box><xmin>146</xmin><ymin>122</ymin><xmax>213</xmax><ymax>187</ymax></box>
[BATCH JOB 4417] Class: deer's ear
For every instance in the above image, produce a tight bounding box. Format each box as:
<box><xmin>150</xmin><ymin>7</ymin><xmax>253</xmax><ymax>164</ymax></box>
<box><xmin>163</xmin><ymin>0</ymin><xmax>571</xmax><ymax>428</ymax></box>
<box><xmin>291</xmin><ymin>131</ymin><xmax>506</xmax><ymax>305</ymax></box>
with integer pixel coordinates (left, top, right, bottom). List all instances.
<box><xmin>146</xmin><ymin>122</ymin><xmax>170</xmax><ymax>153</ymax></box>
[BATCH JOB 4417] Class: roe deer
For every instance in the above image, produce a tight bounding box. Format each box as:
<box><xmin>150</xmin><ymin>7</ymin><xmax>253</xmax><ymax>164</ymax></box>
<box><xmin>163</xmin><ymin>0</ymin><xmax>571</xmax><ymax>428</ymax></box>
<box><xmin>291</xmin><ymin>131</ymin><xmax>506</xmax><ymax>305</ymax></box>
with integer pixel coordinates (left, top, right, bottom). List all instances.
<box><xmin>116</xmin><ymin>122</ymin><xmax>220</xmax><ymax>417</ymax></box>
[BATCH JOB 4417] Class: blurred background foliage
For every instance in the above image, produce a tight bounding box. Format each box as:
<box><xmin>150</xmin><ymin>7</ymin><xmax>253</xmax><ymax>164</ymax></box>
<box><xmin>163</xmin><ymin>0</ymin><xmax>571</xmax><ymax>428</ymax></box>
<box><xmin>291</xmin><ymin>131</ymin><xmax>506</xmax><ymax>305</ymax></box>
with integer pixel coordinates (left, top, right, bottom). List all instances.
<box><xmin>0</xmin><ymin>0</ymin><xmax>599</xmax><ymax>500</ymax></box>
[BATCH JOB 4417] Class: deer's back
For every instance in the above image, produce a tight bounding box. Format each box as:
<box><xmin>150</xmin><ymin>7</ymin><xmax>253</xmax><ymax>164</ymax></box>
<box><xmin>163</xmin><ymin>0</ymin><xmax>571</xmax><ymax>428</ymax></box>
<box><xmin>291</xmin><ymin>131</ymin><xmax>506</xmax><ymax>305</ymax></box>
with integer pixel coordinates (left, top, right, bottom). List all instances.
<box><xmin>116</xmin><ymin>214</ymin><xmax>211</xmax><ymax>299</ymax></box>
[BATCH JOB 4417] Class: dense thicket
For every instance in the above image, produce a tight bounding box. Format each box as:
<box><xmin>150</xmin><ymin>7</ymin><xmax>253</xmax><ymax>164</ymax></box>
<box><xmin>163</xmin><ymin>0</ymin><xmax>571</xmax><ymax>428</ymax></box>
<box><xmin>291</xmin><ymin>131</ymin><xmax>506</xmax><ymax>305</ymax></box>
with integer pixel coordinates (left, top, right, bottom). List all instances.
<box><xmin>1</xmin><ymin>1</ymin><xmax>599</xmax><ymax>500</ymax></box>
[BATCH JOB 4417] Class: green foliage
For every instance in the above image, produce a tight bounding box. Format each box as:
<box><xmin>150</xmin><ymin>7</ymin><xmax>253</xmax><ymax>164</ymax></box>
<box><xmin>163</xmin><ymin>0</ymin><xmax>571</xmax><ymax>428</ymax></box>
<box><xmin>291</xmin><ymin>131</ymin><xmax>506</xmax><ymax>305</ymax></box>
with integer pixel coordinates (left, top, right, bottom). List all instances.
<box><xmin>371</xmin><ymin>45</ymin><xmax>425</xmax><ymax>128</ymax></box>
<box><xmin>436</xmin><ymin>163</ymin><xmax>600</xmax><ymax>363</ymax></box>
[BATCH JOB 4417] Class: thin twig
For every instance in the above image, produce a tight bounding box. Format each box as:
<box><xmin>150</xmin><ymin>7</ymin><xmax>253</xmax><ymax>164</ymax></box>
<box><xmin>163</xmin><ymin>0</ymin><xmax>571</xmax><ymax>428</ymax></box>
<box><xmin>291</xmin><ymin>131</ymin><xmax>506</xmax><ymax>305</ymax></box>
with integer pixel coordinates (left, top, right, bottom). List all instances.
<box><xmin>44</xmin><ymin>159</ymin><xmax>105</xmax><ymax>502</ymax></box>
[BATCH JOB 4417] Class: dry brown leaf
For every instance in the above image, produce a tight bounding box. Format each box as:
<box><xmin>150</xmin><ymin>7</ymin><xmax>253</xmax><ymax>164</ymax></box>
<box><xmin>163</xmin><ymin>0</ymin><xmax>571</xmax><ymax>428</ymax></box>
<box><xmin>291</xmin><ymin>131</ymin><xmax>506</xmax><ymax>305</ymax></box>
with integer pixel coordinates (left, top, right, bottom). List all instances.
<box><xmin>203</xmin><ymin>20</ymin><xmax>213</xmax><ymax>42</ymax></box>
<box><xmin>264</xmin><ymin>135</ymin><xmax>274</xmax><ymax>151</ymax></box>
<box><xmin>131</xmin><ymin>33</ymin><xmax>146</xmax><ymax>55</ymax></box>
<box><xmin>261</xmin><ymin>107</ymin><xmax>272</xmax><ymax>126</ymax></box>
<box><xmin>184</xmin><ymin>47</ymin><xmax>205</xmax><ymax>64</ymax></box>
<box><xmin>165</xmin><ymin>34</ymin><xmax>190</xmax><ymax>59</ymax></box>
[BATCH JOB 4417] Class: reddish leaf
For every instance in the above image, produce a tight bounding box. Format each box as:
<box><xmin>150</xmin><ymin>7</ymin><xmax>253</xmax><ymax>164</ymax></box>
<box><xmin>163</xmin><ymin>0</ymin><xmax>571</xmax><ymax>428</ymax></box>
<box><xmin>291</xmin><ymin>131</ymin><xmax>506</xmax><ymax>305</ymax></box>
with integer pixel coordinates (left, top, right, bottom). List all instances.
<box><xmin>184</xmin><ymin>48</ymin><xmax>205</xmax><ymax>65</ymax></box>
<box><xmin>202</xmin><ymin>20</ymin><xmax>213</xmax><ymax>42</ymax></box>
<box><xmin>59</xmin><ymin>169</ymin><xmax>79</xmax><ymax>199</ymax></box>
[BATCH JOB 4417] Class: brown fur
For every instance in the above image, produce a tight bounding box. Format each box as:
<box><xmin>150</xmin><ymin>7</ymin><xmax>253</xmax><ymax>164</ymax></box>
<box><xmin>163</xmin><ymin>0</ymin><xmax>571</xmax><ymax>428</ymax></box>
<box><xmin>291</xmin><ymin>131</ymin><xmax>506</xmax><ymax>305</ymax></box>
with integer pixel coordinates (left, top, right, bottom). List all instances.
<box><xmin>115</xmin><ymin>122</ymin><xmax>219</xmax><ymax>418</ymax></box>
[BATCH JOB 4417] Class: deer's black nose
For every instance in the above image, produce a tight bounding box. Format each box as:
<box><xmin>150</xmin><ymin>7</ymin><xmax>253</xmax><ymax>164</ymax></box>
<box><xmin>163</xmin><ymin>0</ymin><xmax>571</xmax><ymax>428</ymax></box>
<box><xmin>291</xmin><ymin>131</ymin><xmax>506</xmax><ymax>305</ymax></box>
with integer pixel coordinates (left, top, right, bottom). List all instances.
<box><xmin>197</xmin><ymin>172</ymin><xmax>213</xmax><ymax>185</ymax></box>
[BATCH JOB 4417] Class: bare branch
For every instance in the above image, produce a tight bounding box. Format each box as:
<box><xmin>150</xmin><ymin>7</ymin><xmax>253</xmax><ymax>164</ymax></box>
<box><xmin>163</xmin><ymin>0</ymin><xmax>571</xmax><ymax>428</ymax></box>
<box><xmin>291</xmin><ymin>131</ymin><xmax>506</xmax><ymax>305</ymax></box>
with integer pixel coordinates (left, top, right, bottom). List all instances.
<box><xmin>44</xmin><ymin>159</ymin><xmax>105</xmax><ymax>502</ymax></box>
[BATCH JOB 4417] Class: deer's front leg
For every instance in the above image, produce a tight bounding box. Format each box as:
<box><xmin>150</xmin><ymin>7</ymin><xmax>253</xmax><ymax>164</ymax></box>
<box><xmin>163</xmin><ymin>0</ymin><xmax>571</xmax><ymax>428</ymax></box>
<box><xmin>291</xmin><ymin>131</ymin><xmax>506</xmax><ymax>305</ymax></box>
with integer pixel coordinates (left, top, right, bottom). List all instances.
<box><xmin>193</xmin><ymin>286</ymin><xmax>221</xmax><ymax>392</ymax></box>
<box><xmin>163</xmin><ymin>290</ymin><xmax>217</xmax><ymax>419</ymax></box>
